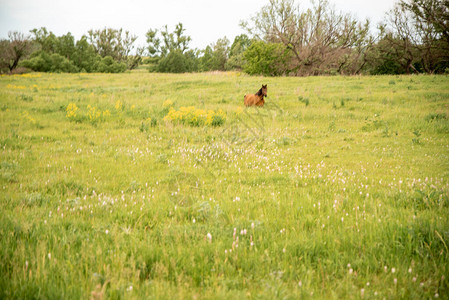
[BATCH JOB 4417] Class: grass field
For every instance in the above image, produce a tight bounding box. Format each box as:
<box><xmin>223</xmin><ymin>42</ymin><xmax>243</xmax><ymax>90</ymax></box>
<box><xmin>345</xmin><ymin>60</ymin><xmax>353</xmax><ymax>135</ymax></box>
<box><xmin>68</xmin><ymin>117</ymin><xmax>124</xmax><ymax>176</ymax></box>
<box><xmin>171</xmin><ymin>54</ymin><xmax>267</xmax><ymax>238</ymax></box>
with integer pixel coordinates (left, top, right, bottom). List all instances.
<box><xmin>1</xmin><ymin>71</ymin><xmax>448</xmax><ymax>299</ymax></box>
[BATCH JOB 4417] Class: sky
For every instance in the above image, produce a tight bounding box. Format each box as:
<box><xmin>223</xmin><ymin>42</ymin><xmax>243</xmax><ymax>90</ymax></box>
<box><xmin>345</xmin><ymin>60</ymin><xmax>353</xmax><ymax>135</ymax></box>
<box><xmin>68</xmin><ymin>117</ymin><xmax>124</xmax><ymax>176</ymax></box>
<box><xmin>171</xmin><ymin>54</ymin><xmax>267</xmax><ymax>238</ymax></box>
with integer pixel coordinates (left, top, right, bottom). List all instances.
<box><xmin>0</xmin><ymin>0</ymin><xmax>397</xmax><ymax>50</ymax></box>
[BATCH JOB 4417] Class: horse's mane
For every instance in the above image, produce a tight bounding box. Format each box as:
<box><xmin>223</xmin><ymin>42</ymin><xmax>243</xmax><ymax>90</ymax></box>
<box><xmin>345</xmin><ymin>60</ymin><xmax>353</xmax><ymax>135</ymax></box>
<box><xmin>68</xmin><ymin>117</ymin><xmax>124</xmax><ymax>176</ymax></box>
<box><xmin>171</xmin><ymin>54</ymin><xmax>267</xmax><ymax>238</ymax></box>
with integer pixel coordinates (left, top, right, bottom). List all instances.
<box><xmin>256</xmin><ymin>88</ymin><xmax>263</xmax><ymax>97</ymax></box>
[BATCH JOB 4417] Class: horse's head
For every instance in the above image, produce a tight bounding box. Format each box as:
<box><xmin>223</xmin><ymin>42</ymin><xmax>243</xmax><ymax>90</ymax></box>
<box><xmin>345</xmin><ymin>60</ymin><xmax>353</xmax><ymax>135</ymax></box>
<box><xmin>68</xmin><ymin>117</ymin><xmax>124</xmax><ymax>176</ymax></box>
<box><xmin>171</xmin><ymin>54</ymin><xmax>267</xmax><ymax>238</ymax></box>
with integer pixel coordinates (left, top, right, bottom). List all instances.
<box><xmin>257</xmin><ymin>84</ymin><xmax>268</xmax><ymax>98</ymax></box>
<box><xmin>262</xmin><ymin>84</ymin><xmax>267</xmax><ymax>97</ymax></box>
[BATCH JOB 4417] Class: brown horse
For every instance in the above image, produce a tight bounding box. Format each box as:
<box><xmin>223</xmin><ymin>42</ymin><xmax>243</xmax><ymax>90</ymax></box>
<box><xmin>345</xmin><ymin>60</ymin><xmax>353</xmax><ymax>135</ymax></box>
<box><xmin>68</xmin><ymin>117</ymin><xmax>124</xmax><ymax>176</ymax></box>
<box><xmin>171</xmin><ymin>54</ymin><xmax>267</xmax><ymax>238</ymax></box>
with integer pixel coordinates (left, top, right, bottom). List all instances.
<box><xmin>244</xmin><ymin>84</ymin><xmax>267</xmax><ymax>107</ymax></box>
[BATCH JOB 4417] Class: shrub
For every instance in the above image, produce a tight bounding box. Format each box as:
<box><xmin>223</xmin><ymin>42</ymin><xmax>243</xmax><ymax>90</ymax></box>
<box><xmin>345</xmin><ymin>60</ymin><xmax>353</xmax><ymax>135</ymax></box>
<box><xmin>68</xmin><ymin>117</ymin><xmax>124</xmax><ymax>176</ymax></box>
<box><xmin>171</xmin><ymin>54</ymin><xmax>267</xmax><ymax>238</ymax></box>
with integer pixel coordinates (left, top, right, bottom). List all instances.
<box><xmin>243</xmin><ymin>41</ymin><xmax>291</xmax><ymax>76</ymax></box>
<box><xmin>93</xmin><ymin>56</ymin><xmax>127</xmax><ymax>73</ymax></box>
<box><xmin>21</xmin><ymin>51</ymin><xmax>79</xmax><ymax>73</ymax></box>
<box><xmin>156</xmin><ymin>50</ymin><xmax>198</xmax><ymax>73</ymax></box>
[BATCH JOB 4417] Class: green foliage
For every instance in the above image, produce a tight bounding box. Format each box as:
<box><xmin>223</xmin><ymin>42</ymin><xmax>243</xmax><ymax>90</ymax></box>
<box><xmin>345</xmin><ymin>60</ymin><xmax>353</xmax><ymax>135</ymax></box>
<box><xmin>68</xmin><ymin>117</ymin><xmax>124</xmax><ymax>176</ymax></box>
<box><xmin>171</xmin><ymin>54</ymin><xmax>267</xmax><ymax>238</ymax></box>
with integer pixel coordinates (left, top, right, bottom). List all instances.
<box><xmin>20</xmin><ymin>51</ymin><xmax>79</xmax><ymax>73</ymax></box>
<box><xmin>209</xmin><ymin>37</ymin><xmax>230</xmax><ymax>71</ymax></box>
<box><xmin>199</xmin><ymin>37</ymin><xmax>230</xmax><ymax>72</ymax></box>
<box><xmin>425</xmin><ymin>113</ymin><xmax>447</xmax><ymax>122</ymax></box>
<box><xmin>71</xmin><ymin>36</ymin><xmax>98</xmax><ymax>72</ymax></box>
<box><xmin>5</xmin><ymin>0</ymin><xmax>449</xmax><ymax>76</ymax></box>
<box><xmin>146</xmin><ymin>23</ymin><xmax>200</xmax><ymax>73</ymax></box>
<box><xmin>298</xmin><ymin>96</ymin><xmax>309</xmax><ymax>106</ymax></box>
<box><xmin>146</xmin><ymin>23</ymin><xmax>191</xmax><ymax>57</ymax></box>
<box><xmin>22</xmin><ymin>27</ymin><xmax>136</xmax><ymax>73</ymax></box>
<box><xmin>87</xmin><ymin>28</ymin><xmax>137</xmax><ymax>62</ymax></box>
<box><xmin>198</xmin><ymin>46</ymin><xmax>214</xmax><ymax>71</ymax></box>
<box><xmin>21</xmin><ymin>48</ymin><xmax>126</xmax><ymax>74</ymax></box>
<box><xmin>243</xmin><ymin>41</ymin><xmax>291</xmax><ymax>76</ymax></box>
<box><xmin>156</xmin><ymin>50</ymin><xmax>198</xmax><ymax>73</ymax></box>
<box><xmin>412</xmin><ymin>129</ymin><xmax>422</xmax><ymax>144</ymax></box>
<box><xmin>93</xmin><ymin>56</ymin><xmax>127</xmax><ymax>73</ymax></box>
<box><xmin>367</xmin><ymin>35</ymin><xmax>410</xmax><ymax>75</ymax></box>
<box><xmin>225</xmin><ymin>34</ymin><xmax>251</xmax><ymax>70</ymax></box>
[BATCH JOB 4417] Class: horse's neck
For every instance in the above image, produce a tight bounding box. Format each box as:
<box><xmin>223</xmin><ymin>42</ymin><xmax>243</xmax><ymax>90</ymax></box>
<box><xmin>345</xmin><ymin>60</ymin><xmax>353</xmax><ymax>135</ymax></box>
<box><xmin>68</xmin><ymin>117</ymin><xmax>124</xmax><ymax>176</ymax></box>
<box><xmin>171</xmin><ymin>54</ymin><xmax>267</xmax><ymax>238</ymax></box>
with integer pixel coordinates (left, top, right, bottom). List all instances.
<box><xmin>256</xmin><ymin>89</ymin><xmax>264</xmax><ymax>98</ymax></box>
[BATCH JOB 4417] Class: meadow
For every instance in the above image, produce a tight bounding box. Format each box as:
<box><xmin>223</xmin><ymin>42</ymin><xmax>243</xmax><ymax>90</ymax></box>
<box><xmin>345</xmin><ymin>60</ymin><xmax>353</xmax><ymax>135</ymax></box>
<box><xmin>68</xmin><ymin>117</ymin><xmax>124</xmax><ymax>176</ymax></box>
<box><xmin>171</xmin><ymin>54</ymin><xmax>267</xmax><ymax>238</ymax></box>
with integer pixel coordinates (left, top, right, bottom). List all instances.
<box><xmin>0</xmin><ymin>71</ymin><xmax>448</xmax><ymax>299</ymax></box>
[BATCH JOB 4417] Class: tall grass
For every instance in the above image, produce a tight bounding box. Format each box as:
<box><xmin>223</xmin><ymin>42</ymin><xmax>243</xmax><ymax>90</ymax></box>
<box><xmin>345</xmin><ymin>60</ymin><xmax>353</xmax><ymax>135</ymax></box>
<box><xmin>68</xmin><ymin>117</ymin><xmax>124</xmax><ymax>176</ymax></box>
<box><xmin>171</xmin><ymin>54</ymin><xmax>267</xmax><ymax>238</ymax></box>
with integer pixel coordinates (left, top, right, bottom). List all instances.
<box><xmin>0</xmin><ymin>71</ymin><xmax>448</xmax><ymax>298</ymax></box>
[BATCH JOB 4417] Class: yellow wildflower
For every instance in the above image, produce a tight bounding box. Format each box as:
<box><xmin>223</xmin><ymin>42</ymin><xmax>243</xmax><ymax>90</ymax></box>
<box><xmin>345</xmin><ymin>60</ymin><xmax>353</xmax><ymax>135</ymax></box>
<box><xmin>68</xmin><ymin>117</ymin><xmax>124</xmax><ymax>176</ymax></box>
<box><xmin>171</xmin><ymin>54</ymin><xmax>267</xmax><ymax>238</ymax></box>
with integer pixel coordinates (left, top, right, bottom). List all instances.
<box><xmin>115</xmin><ymin>100</ymin><xmax>123</xmax><ymax>111</ymax></box>
<box><xmin>163</xmin><ymin>106</ymin><xmax>225</xmax><ymax>127</ymax></box>
<box><xmin>66</xmin><ymin>103</ymin><xmax>78</xmax><ymax>119</ymax></box>
<box><xmin>163</xmin><ymin>99</ymin><xmax>173</xmax><ymax>108</ymax></box>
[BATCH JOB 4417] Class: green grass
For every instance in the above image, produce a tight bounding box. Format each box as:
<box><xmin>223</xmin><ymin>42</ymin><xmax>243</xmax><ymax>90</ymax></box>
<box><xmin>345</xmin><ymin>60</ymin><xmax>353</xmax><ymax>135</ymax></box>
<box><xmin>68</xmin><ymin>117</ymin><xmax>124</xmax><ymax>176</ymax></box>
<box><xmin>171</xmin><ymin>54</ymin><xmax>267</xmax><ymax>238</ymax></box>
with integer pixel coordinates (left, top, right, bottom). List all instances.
<box><xmin>1</xmin><ymin>71</ymin><xmax>448</xmax><ymax>299</ymax></box>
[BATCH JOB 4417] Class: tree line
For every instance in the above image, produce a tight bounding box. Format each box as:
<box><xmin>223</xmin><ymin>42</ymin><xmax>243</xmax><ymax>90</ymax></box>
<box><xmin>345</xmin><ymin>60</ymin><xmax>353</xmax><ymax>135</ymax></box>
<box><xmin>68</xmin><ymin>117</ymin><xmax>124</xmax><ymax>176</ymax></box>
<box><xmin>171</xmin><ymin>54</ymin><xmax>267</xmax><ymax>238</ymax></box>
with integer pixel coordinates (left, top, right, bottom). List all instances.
<box><xmin>1</xmin><ymin>0</ymin><xmax>447</xmax><ymax>76</ymax></box>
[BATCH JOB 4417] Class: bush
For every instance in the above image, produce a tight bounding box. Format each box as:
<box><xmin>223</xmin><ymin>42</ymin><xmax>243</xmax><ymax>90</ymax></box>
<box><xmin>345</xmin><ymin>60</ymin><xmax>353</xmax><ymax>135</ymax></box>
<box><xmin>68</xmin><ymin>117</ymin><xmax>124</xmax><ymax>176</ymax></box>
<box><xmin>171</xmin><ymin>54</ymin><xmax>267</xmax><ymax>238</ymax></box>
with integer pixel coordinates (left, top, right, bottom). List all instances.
<box><xmin>22</xmin><ymin>52</ymin><xmax>128</xmax><ymax>74</ymax></box>
<box><xmin>243</xmin><ymin>41</ymin><xmax>291</xmax><ymax>76</ymax></box>
<box><xmin>156</xmin><ymin>50</ymin><xmax>198</xmax><ymax>73</ymax></box>
<box><xmin>21</xmin><ymin>51</ymin><xmax>79</xmax><ymax>73</ymax></box>
<box><xmin>93</xmin><ymin>56</ymin><xmax>127</xmax><ymax>73</ymax></box>
<box><xmin>72</xmin><ymin>37</ymin><xmax>98</xmax><ymax>72</ymax></box>
<box><xmin>49</xmin><ymin>53</ymin><xmax>79</xmax><ymax>72</ymax></box>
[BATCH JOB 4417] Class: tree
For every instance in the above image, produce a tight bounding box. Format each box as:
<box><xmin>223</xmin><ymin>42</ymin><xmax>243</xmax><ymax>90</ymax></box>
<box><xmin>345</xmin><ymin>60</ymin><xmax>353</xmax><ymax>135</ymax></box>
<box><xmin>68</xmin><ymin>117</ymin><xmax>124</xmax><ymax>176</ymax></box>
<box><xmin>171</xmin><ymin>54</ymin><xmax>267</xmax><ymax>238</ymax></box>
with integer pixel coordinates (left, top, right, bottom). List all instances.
<box><xmin>30</xmin><ymin>28</ymin><xmax>78</xmax><ymax>62</ymax></box>
<box><xmin>30</xmin><ymin>27</ymin><xmax>58</xmax><ymax>53</ymax></box>
<box><xmin>145</xmin><ymin>23</ymin><xmax>198</xmax><ymax>73</ymax></box>
<box><xmin>71</xmin><ymin>36</ymin><xmax>98</xmax><ymax>72</ymax></box>
<box><xmin>157</xmin><ymin>49</ymin><xmax>198</xmax><ymax>73</ymax></box>
<box><xmin>241</xmin><ymin>0</ymin><xmax>373</xmax><ymax>75</ymax></box>
<box><xmin>57</xmin><ymin>33</ymin><xmax>76</xmax><ymax>60</ymax></box>
<box><xmin>199</xmin><ymin>45</ymin><xmax>214</xmax><ymax>71</ymax></box>
<box><xmin>379</xmin><ymin>0</ymin><xmax>449</xmax><ymax>74</ymax></box>
<box><xmin>402</xmin><ymin>0</ymin><xmax>449</xmax><ymax>45</ymax></box>
<box><xmin>382</xmin><ymin>4</ymin><xmax>422</xmax><ymax>73</ymax></box>
<box><xmin>365</xmin><ymin>32</ymin><xmax>411</xmax><ymax>74</ymax></box>
<box><xmin>0</xmin><ymin>31</ymin><xmax>33</xmax><ymax>73</ymax></box>
<box><xmin>212</xmin><ymin>37</ymin><xmax>230</xmax><ymax>71</ymax></box>
<box><xmin>87</xmin><ymin>28</ymin><xmax>137</xmax><ymax>62</ymax></box>
<box><xmin>199</xmin><ymin>37</ymin><xmax>233</xmax><ymax>71</ymax></box>
<box><xmin>401</xmin><ymin>0</ymin><xmax>449</xmax><ymax>72</ymax></box>
<box><xmin>127</xmin><ymin>47</ymin><xmax>145</xmax><ymax>70</ymax></box>
<box><xmin>146</xmin><ymin>23</ymin><xmax>191</xmax><ymax>57</ymax></box>
<box><xmin>226</xmin><ymin>34</ymin><xmax>252</xmax><ymax>70</ymax></box>
<box><xmin>27</xmin><ymin>28</ymin><xmax>92</xmax><ymax>72</ymax></box>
